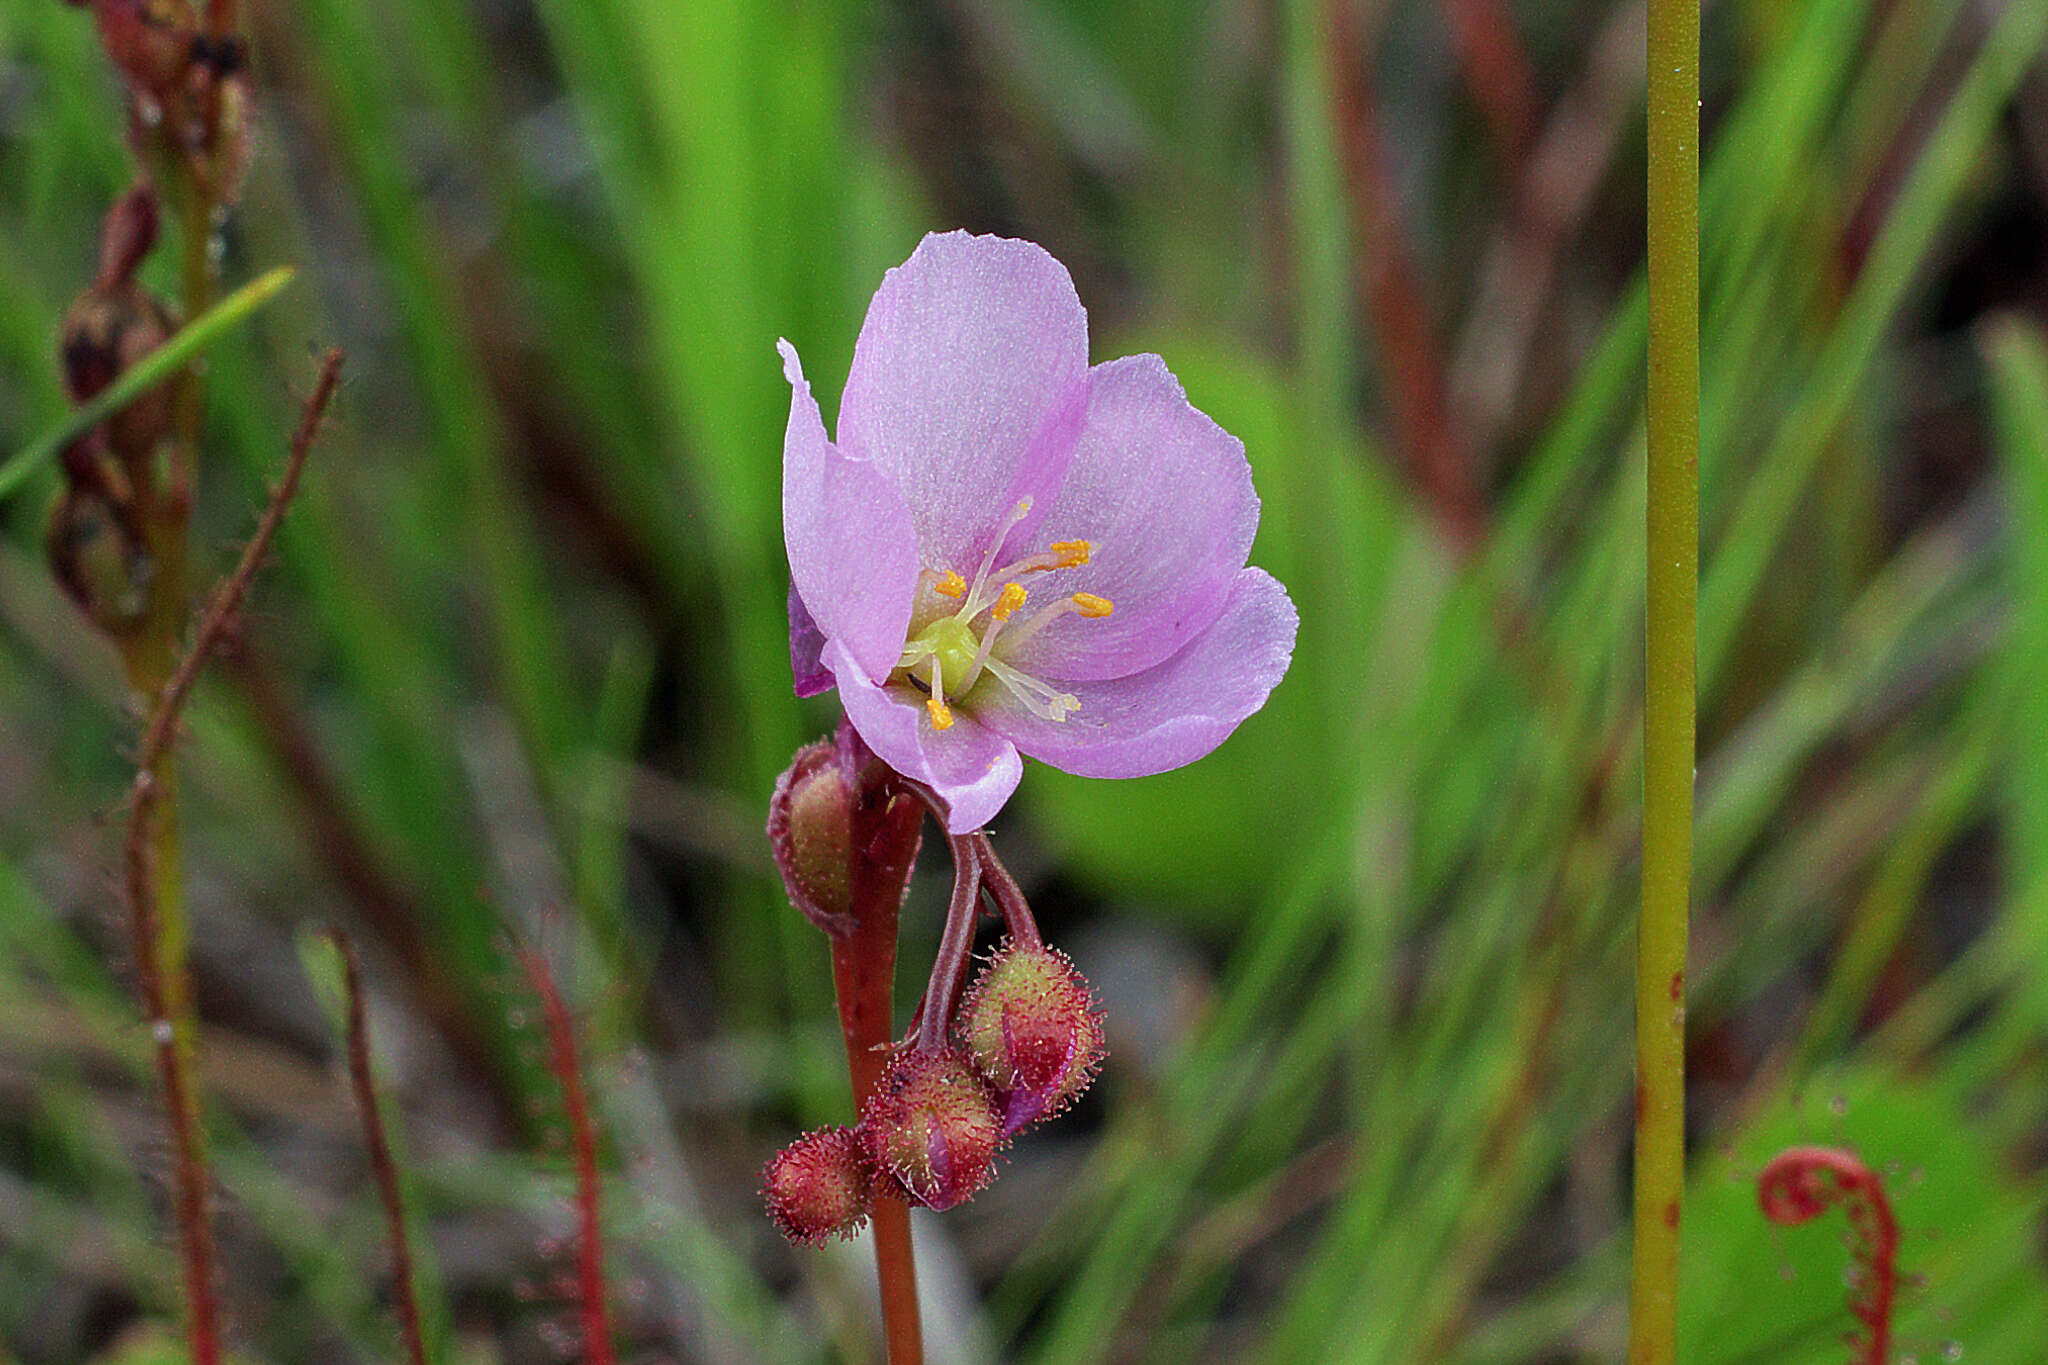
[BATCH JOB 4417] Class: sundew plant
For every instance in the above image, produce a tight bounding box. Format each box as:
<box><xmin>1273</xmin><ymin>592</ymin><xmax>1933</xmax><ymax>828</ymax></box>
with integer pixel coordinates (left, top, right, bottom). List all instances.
<box><xmin>4</xmin><ymin>1</ymin><xmax>2048</xmax><ymax>1363</ymax></box>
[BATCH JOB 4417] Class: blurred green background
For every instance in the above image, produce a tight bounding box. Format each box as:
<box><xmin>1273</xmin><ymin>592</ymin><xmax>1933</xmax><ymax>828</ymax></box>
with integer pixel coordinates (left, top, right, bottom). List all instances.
<box><xmin>5</xmin><ymin>0</ymin><xmax>2048</xmax><ymax>1360</ymax></box>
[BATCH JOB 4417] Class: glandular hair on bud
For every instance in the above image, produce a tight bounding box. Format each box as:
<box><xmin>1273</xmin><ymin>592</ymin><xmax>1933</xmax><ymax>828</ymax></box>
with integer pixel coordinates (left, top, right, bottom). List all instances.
<box><xmin>858</xmin><ymin>1048</ymin><xmax>1002</xmax><ymax>1211</ymax></box>
<box><xmin>959</xmin><ymin>940</ymin><xmax>1106</xmax><ymax>1135</ymax></box>
<box><xmin>761</xmin><ymin>1127</ymin><xmax>874</xmax><ymax>1247</ymax></box>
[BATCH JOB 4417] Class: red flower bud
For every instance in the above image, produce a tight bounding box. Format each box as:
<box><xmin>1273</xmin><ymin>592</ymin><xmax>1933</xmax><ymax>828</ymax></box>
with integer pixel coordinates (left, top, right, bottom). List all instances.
<box><xmin>761</xmin><ymin>1126</ymin><xmax>875</xmax><ymax>1247</ymax></box>
<box><xmin>958</xmin><ymin>940</ymin><xmax>1105</xmax><ymax>1134</ymax></box>
<box><xmin>858</xmin><ymin>1049</ymin><xmax>1002</xmax><ymax>1211</ymax></box>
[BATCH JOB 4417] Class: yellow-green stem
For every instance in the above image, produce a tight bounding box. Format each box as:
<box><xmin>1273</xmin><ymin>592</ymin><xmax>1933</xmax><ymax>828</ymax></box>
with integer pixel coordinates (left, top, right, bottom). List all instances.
<box><xmin>124</xmin><ymin>182</ymin><xmax>222</xmax><ymax>1362</ymax></box>
<box><xmin>1632</xmin><ymin>0</ymin><xmax>1697</xmax><ymax>1360</ymax></box>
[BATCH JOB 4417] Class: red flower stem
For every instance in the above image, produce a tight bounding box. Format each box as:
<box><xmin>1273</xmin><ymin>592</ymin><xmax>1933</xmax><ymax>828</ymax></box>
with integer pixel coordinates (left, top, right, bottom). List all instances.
<box><xmin>330</xmin><ymin>931</ymin><xmax>431</xmax><ymax>1365</ymax></box>
<box><xmin>830</xmin><ymin>782</ymin><xmax>925</xmax><ymax>1364</ymax></box>
<box><xmin>915</xmin><ymin>835</ymin><xmax>985</xmax><ymax>1054</ymax></box>
<box><xmin>1756</xmin><ymin>1146</ymin><xmax>1899</xmax><ymax>1365</ymax></box>
<box><xmin>967</xmin><ymin>833</ymin><xmax>1042</xmax><ymax>949</ymax></box>
<box><xmin>119</xmin><ymin>348</ymin><xmax>340</xmax><ymax>1365</ymax></box>
<box><xmin>520</xmin><ymin>948</ymin><xmax>616</xmax><ymax>1365</ymax></box>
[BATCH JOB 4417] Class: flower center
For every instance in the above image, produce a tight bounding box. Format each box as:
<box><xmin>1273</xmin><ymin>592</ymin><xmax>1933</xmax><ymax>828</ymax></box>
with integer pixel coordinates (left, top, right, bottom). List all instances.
<box><xmin>893</xmin><ymin>499</ymin><xmax>1113</xmax><ymax>731</ymax></box>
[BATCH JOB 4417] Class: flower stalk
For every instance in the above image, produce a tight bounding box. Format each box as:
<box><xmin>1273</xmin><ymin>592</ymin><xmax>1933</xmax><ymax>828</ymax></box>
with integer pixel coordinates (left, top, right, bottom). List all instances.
<box><xmin>814</xmin><ymin>735</ymin><xmax>927</xmax><ymax>1364</ymax></box>
<box><xmin>1632</xmin><ymin>0</ymin><xmax>1698</xmax><ymax>1358</ymax></box>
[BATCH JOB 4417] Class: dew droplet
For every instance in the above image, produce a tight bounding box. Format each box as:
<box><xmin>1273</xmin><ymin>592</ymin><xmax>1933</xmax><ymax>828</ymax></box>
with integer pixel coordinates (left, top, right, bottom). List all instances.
<box><xmin>1942</xmin><ymin>1343</ymin><xmax>1964</xmax><ymax>1361</ymax></box>
<box><xmin>151</xmin><ymin>1019</ymin><xmax>175</xmax><ymax>1045</ymax></box>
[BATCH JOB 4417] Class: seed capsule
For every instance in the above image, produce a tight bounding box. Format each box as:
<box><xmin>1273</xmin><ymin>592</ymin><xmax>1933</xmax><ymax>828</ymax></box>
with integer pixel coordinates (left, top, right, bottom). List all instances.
<box><xmin>958</xmin><ymin>940</ymin><xmax>1105</xmax><ymax>1134</ymax></box>
<box><xmin>762</xmin><ymin>1127</ymin><xmax>875</xmax><ymax>1247</ymax></box>
<box><xmin>857</xmin><ymin>1048</ymin><xmax>1002</xmax><ymax>1211</ymax></box>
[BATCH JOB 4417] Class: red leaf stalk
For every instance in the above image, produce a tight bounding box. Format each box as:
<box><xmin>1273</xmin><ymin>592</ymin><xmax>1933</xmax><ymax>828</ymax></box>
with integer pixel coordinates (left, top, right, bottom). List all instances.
<box><xmin>520</xmin><ymin>947</ymin><xmax>616</xmax><ymax>1365</ymax></box>
<box><xmin>1757</xmin><ymin>1145</ymin><xmax>1900</xmax><ymax>1365</ymax></box>
<box><xmin>331</xmin><ymin>930</ymin><xmax>430</xmax><ymax>1365</ymax></box>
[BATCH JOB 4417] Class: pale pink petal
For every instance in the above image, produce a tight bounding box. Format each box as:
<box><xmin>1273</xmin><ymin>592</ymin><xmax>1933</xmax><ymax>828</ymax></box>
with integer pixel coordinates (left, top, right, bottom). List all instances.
<box><xmin>975</xmin><ymin>569</ymin><xmax>1296</xmax><ymax>779</ymax></box>
<box><xmin>826</xmin><ymin>641</ymin><xmax>1024</xmax><ymax>833</ymax></box>
<box><xmin>838</xmin><ymin>232</ymin><xmax>1090</xmax><ymax>574</ymax></box>
<box><xmin>781</xmin><ymin>340</ymin><xmax>921</xmax><ymax>684</ymax></box>
<box><xmin>1001</xmin><ymin>354</ymin><xmax>1259</xmax><ymax>682</ymax></box>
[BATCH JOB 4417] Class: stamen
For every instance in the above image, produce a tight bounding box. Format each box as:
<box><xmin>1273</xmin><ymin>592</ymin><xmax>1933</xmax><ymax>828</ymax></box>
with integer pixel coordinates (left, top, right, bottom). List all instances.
<box><xmin>991</xmin><ymin>538</ymin><xmax>1095</xmax><ymax>580</ymax></box>
<box><xmin>1071</xmin><ymin>592</ymin><xmax>1114</xmax><ymax>618</ymax></box>
<box><xmin>997</xmin><ymin>590</ymin><xmax>1114</xmax><ymax>655</ymax></box>
<box><xmin>984</xmin><ymin>659</ymin><xmax>1080</xmax><ymax>721</ymax></box>
<box><xmin>965</xmin><ymin>498</ymin><xmax>1035</xmax><ymax>613</ymax></box>
<box><xmin>963</xmin><ymin>585</ymin><xmax>1027</xmax><ymax>688</ymax></box>
<box><xmin>926</xmin><ymin>654</ymin><xmax>955</xmax><ymax>730</ymax></box>
<box><xmin>933</xmin><ymin>569</ymin><xmax>967</xmax><ymax>600</ymax></box>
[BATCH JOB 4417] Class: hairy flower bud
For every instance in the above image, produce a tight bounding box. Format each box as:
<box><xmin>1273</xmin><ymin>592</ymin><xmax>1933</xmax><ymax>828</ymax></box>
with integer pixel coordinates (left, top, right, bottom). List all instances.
<box><xmin>858</xmin><ymin>1048</ymin><xmax>1002</xmax><ymax>1210</ymax></box>
<box><xmin>959</xmin><ymin>939</ymin><xmax>1105</xmax><ymax>1134</ymax></box>
<box><xmin>768</xmin><ymin>726</ymin><xmax>924</xmax><ymax>937</ymax></box>
<box><xmin>761</xmin><ymin>1126</ymin><xmax>874</xmax><ymax>1247</ymax></box>
<box><xmin>768</xmin><ymin>740</ymin><xmax>856</xmax><ymax>933</ymax></box>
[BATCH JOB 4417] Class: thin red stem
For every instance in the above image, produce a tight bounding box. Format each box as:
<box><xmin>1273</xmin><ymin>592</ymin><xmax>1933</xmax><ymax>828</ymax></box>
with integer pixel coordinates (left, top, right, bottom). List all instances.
<box><xmin>915</xmin><ymin>835</ymin><xmax>985</xmax><ymax>1054</ymax></box>
<box><xmin>967</xmin><ymin>833</ymin><xmax>1042</xmax><ymax>949</ymax></box>
<box><xmin>1757</xmin><ymin>1146</ymin><xmax>1900</xmax><ymax>1365</ymax></box>
<box><xmin>132</xmin><ymin>350</ymin><xmax>341</xmax><ymax>779</ymax></box>
<box><xmin>521</xmin><ymin>947</ymin><xmax>615</xmax><ymax>1365</ymax></box>
<box><xmin>332</xmin><ymin>931</ymin><xmax>430</xmax><ymax>1365</ymax></box>
<box><xmin>118</xmin><ymin>348</ymin><xmax>340</xmax><ymax>1365</ymax></box>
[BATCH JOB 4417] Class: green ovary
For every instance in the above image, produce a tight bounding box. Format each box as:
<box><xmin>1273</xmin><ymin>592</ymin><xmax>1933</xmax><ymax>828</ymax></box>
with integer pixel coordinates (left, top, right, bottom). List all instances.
<box><xmin>904</xmin><ymin>615</ymin><xmax>989</xmax><ymax>701</ymax></box>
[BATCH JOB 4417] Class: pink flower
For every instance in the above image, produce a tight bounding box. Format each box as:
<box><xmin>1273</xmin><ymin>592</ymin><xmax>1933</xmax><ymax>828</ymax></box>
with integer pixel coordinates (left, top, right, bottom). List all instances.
<box><xmin>781</xmin><ymin>231</ymin><xmax>1296</xmax><ymax>833</ymax></box>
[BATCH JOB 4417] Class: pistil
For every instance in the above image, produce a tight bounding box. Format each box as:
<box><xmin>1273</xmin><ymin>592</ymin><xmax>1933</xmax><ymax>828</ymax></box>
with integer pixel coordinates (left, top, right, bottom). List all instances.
<box><xmin>894</xmin><ymin>519</ymin><xmax>1113</xmax><ymax>730</ymax></box>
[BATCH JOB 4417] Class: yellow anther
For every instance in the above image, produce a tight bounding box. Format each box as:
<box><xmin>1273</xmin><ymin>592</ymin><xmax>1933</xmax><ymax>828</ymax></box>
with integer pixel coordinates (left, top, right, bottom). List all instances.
<box><xmin>992</xmin><ymin>582</ymin><xmax>1028</xmax><ymax>620</ymax></box>
<box><xmin>1072</xmin><ymin>592</ymin><xmax>1114</xmax><ymax>618</ymax></box>
<box><xmin>927</xmin><ymin>697</ymin><xmax>955</xmax><ymax>730</ymax></box>
<box><xmin>934</xmin><ymin>570</ymin><xmax>967</xmax><ymax>600</ymax></box>
<box><xmin>1049</xmin><ymin>540</ymin><xmax>1093</xmax><ymax>568</ymax></box>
